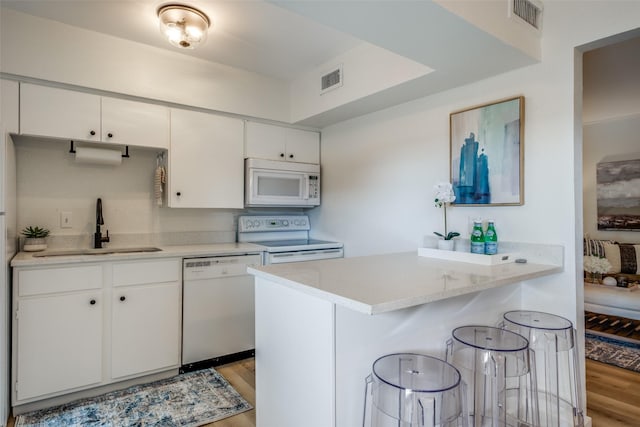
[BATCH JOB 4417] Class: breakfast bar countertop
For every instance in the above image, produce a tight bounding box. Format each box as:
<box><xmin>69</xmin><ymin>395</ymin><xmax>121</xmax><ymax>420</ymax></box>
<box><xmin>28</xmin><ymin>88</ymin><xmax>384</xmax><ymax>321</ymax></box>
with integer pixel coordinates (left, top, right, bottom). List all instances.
<box><xmin>248</xmin><ymin>248</ymin><xmax>563</xmax><ymax>315</ymax></box>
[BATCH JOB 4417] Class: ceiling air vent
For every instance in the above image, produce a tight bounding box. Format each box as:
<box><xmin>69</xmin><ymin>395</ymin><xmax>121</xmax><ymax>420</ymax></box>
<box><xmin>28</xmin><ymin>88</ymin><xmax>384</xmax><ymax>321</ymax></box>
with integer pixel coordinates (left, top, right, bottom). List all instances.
<box><xmin>320</xmin><ymin>65</ymin><xmax>343</xmax><ymax>95</ymax></box>
<box><xmin>509</xmin><ymin>0</ymin><xmax>543</xmax><ymax>31</ymax></box>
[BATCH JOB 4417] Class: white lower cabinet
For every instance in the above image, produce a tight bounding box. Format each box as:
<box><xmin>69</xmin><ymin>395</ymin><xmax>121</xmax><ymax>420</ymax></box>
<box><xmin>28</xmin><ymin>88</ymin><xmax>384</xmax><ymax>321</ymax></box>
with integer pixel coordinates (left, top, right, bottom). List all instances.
<box><xmin>111</xmin><ymin>260</ymin><xmax>181</xmax><ymax>380</ymax></box>
<box><xmin>12</xmin><ymin>258</ymin><xmax>182</xmax><ymax>407</ymax></box>
<box><xmin>15</xmin><ymin>291</ymin><xmax>103</xmax><ymax>401</ymax></box>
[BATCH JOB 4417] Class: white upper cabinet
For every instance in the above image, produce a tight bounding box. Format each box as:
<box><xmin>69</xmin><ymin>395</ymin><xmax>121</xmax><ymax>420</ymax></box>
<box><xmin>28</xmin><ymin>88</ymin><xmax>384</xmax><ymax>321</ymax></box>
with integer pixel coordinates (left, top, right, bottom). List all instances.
<box><xmin>101</xmin><ymin>97</ymin><xmax>169</xmax><ymax>149</ymax></box>
<box><xmin>169</xmin><ymin>109</ymin><xmax>244</xmax><ymax>208</ymax></box>
<box><xmin>20</xmin><ymin>84</ymin><xmax>101</xmax><ymax>142</ymax></box>
<box><xmin>19</xmin><ymin>83</ymin><xmax>169</xmax><ymax>149</ymax></box>
<box><xmin>245</xmin><ymin>121</ymin><xmax>320</xmax><ymax>164</ymax></box>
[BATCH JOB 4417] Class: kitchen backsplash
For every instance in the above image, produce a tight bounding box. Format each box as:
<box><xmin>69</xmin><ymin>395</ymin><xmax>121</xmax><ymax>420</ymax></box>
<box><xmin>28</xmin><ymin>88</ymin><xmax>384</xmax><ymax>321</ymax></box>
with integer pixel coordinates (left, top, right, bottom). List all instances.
<box><xmin>40</xmin><ymin>230</ymin><xmax>238</xmax><ymax>250</ymax></box>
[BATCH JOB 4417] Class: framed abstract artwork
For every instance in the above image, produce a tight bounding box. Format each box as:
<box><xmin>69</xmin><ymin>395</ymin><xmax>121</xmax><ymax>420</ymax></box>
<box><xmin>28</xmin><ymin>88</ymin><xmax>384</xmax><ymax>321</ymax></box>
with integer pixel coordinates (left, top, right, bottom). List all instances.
<box><xmin>597</xmin><ymin>158</ymin><xmax>640</xmax><ymax>231</ymax></box>
<box><xmin>449</xmin><ymin>96</ymin><xmax>524</xmax><ymax>206</ymax></box>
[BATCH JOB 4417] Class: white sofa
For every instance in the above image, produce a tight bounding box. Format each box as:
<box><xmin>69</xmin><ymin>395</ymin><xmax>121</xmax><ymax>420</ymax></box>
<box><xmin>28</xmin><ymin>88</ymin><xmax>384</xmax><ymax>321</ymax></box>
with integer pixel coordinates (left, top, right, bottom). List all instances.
<box><xmin>584</xmin><ymin>282</ymin><xmax>640</xmax><ymax>320</ymax></box>
<box><xmin>583</xmin><ymin>238</ymin><xmax>640</xmax><ymax>320</ymax></box>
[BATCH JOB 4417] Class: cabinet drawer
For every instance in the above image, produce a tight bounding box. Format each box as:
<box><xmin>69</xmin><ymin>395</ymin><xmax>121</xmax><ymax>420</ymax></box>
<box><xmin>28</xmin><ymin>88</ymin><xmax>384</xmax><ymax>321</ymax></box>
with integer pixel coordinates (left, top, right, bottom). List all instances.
<box><xmin>113</xmin><ymin>259</ymin><xmax>180</xmax><ymax>287</ymax></box>
<box><xmin>18</xmin><ymin>265</ymin><xmax>102</xmax><ymax>297</ymax></box>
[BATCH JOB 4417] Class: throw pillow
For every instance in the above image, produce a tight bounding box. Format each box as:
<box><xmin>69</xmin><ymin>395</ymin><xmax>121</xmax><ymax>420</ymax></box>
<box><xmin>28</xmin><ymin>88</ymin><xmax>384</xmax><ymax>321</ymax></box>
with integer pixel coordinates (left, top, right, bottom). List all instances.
<box><xmin>619</xmin><ymin>244</ymin><xmax>638</xmax><ymax>274</ymax></box>
<box><xmin>584</xmin><ymin>237</ymin><xmax>611</xmax><ymax>258</ymax></box>
<box><xmin>603</xmin><ymin>242</ymin><xmax>621</xmax><ymax>274</ymax></box>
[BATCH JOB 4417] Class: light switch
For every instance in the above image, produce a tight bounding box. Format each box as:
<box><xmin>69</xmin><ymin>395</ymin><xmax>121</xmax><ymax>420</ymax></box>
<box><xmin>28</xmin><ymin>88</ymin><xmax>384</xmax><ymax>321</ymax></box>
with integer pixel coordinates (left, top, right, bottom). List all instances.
<box><xmin>61</xmin><ymin>211</ymin><xmax>73</xmax><ymax>228</ymax></box>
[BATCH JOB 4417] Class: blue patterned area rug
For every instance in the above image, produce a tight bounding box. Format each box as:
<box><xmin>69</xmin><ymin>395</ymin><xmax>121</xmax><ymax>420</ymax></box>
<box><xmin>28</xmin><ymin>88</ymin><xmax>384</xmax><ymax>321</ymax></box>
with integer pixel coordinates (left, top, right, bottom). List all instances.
<box><xmin>585</xmin><ymin>332</ymin><xmax>640</xmax><ymax>373</ymax></box>
<box><xmin>15</xmin><ymin>368</ymin><xmax>252</xmax><ymax>426</ymax></box>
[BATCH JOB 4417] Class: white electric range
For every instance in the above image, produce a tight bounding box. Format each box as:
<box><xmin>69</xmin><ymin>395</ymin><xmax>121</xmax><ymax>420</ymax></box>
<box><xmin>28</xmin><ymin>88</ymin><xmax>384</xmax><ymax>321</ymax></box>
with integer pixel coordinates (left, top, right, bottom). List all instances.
<box><xmin>237</xmin><ymin>215</ymin><xmax>343</xmax><ymax>264</ymax></box>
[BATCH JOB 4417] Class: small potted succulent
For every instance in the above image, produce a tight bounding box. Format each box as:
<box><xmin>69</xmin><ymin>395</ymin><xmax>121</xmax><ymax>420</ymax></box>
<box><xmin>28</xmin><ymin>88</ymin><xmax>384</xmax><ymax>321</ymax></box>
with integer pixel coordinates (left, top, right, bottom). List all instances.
<box><xmin>21</xmin><ymin>226</ymin><xmax>50</xmax><ymax>252</ymax></box>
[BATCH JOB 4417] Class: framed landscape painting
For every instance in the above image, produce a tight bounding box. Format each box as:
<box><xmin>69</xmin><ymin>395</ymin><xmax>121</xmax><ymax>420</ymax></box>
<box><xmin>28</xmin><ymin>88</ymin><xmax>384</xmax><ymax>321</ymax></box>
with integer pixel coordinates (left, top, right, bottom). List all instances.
<box><xmin>450</xmin><ymin>96</ymin><xmax>524</xmax><ymax>206</ymax></box>
<box><xmin>597</xmin><ymin>158</ymin><xmax>640</xmax><ymax>231</ymax></box>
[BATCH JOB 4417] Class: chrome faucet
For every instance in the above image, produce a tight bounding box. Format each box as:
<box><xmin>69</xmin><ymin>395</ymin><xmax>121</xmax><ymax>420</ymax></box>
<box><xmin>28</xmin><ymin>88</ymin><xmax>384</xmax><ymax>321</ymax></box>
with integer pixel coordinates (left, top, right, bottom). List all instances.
<box><xmin>94</xmin><ymin>198</ymin><xmax>110</xmax><ymax>249</ymax></box>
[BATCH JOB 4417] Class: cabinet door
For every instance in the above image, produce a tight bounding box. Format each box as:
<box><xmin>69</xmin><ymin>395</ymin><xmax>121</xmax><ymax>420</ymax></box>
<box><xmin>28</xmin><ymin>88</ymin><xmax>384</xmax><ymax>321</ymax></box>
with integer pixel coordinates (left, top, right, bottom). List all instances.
<box><xmin>20</xmin><ymin>83</ymin><xmax>101</xmax><ymax>141</ymax></box>
<box><xmin>245</xmin><ymin>121</ymin><xmax>320</xmax><ymax>164</ymax></box>
<box><xmin>15</xmin><ymin>292</ymin><xmax>102</xmax><ymax>401</ymax></box>
<box><xmin>111</xmin><ymin>281</ymin><xmax>181</xmax><ymax>379</ymax></box>
<box><xmin>169</xmin><ymin>109</ymin><xmax>244</xmax><ymax>208</ymax></box>
<box><xmin>245</xmin><ymin>121</ymin><xmax>287</xmax><ymax>161</ymax></box>
<box><xmin>285</xmin><ymin>128</ymin><xmax>320</xmax><ymax>164</ymax></box>
<box><xmin>1</xmin><ymin>79</ymin><xmax>19</xmax><ymax>133</ymax></box>
<box><xmin>101</xmin><ymin>97</ymin><xmax>169</xmax><ymax>149</ymax></box>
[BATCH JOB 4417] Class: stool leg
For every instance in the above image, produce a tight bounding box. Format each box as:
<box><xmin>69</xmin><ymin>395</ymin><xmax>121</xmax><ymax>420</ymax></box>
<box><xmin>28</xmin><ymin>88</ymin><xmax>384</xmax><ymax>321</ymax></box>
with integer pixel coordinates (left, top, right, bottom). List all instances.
<box><xmin>363</xmin><ymin>374</ymin><xmax>373</xmax><ymax>427</ymax></box>
<box><xmin>528</xmin><ymin>349</ymin><xmax>540</xmax><ymax>427</ymax></box>
<box><xmin>570</xmin><ymin>329</ymin><xmax>585</xmax><ymax>427</ymax></box>
<box><xmin>542</xmin><ymin>332</ymin><xmax>560</xmax><ymax>427</ymax></box>
<box><xmin>495</xmin><ymin>354</ymin><xmax>507</xmax><ymax>427</ymax></box>
<box><xmin>419</xmin><ymin>396</ymin><xmax>436</xmax><ymax>427</ymax></box>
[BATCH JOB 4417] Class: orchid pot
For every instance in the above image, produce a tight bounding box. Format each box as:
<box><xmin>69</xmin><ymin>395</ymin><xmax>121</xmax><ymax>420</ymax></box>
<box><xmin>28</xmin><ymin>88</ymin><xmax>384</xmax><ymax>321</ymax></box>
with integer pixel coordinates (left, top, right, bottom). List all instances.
<box><xmin>433</xmin><ymin>182</ymin><xmax>459</xmax><ymax>250</ymax></box>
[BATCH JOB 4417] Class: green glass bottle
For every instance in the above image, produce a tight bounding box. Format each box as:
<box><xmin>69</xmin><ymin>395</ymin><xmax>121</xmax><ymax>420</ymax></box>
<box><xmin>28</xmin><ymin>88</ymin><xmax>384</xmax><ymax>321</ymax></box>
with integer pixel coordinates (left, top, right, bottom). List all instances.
<box><xmin>484</xmin><ymin>220</ymin><xmax>498</xmax><ymax>255</ymax></box>
<box><xmin>470</xmin><ymin>220</ymin><xmax>485</xmax><ymax>254</ymax></box>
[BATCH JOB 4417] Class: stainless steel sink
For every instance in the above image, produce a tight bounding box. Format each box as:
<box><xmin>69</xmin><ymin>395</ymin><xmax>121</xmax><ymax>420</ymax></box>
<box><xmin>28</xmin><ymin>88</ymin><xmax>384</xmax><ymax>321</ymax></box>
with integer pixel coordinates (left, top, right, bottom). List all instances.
<box><xmin>32</xmin><ymin>247</ymin><xmax>162</xmax><ymax>257</ymax></box>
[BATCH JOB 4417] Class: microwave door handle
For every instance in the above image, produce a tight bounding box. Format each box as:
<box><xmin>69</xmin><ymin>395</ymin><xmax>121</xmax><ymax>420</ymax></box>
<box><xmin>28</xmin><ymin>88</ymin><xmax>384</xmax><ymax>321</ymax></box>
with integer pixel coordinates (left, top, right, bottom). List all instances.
<box><xmin>303</xmin><ymin>175</ymin><xmax>310</xmax><ymax>200</ymax></box>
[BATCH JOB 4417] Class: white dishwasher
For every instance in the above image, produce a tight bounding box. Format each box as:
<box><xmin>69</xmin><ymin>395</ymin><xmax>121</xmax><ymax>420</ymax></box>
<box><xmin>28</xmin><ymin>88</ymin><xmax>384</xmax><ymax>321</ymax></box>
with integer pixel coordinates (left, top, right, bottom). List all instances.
<box><xmin>182</xmin><ymin>253</ymin><xmax>262</xmax><ymax>370</ymax></box>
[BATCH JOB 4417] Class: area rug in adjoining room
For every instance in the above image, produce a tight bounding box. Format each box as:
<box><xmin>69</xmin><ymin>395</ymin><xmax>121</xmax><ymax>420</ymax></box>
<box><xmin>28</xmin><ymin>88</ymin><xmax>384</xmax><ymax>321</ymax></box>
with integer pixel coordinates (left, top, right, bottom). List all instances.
<box><xmin>15</xmin><ymin>367</ymin><xmax>252</xmax><ymax>427</ymax></box>
<box><xmin>585</xmin><ymin>332</ymin><xmax>640</xmax><ymax>373</ymax></box>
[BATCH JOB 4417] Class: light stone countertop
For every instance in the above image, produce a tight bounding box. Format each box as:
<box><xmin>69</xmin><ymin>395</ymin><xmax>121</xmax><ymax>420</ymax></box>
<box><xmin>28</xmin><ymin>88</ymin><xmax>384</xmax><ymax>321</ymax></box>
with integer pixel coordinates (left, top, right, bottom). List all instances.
<box><xmin>11</xmin><ymin>242</ymin><xmax>265</xmax><ymax>267</ymax></box>
<box><xmin>248</xmin><ymin>251</ymin><xmax>563</xmax><ymax>315</ymax></box>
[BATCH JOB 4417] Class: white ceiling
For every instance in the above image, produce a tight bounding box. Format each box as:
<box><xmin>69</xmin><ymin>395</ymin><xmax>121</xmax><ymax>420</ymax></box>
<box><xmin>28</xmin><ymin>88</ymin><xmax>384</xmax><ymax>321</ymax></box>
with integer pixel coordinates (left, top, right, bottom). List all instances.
<box><xmin>2</xmin><ymin>0</ymin><xmax>543</xmax><ymax>126</ymax></box>
<box><xmin>1</xmin><ymin>0</ymin><xmax>362</xmax><ymax>82</ymax></box>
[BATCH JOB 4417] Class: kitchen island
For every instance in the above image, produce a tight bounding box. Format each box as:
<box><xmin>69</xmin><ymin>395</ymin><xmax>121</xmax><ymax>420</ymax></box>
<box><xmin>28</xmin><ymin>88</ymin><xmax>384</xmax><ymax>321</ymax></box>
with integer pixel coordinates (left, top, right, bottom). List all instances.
<box><xmin>247</xmin><ymin>246</ymin><xmax>563</xmax><ymax>427</ymax></box>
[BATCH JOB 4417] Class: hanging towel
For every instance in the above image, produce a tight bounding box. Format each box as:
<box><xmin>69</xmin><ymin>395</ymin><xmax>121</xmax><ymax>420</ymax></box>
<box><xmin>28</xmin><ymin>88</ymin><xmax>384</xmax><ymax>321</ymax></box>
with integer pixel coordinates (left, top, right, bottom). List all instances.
<box><xmin>155</xmin><ymin>165</ymin><xmax>165</xmax><ymax>207</ymax></box>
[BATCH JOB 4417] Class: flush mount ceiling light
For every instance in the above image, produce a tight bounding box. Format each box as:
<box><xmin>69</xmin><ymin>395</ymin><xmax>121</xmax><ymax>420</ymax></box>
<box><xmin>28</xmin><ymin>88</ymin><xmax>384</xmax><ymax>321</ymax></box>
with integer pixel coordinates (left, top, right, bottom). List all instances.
<box><xmin>157</xmin><ymin>4</ymin><xmax>210</xmax><ymax>49</ymax></box>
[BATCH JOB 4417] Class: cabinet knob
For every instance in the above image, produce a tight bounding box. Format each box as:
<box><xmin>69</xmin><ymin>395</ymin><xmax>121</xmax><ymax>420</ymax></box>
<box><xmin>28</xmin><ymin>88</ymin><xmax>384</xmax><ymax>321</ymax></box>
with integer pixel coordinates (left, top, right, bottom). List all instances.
<box><xmin>90</xmin><ymin>299</ymin><xmax>96</xmax><ymax>305</ymax></box>
<box><xmin>280</xmin><ymin>153</ymin><xmax>285</xmax><ymax>158</ymax></box>
<box><xmin>289</xmin><ymin>154</ymin><xmax>294</xmax><ymax>159</ymax></box>
<box><xmin>120</xmin><ymin>296</ymin><xmax>126</xmax><ymax>302</ymax></box>
<box><xmin>176</xmin><ymin>192</ymin><xmax>181</xmax><ymax>197</ymax></box>
<box><xmin>107</xmin><ymin>132</ymin><xmax>113</xmax><ymax>138</ymax></box>
<box><xmin>90</xmin><ymin>130</ymin><xmax>96</xmax><ymax>136</ymax></box>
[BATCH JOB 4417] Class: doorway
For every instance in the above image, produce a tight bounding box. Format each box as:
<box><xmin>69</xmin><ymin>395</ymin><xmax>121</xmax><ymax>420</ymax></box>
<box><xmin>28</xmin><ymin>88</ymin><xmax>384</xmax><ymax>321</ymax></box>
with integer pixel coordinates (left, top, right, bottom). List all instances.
<box><xmin>581</xmin><ymin>32</ymin><xmax>640</xmax><ymax>425</ymax></box>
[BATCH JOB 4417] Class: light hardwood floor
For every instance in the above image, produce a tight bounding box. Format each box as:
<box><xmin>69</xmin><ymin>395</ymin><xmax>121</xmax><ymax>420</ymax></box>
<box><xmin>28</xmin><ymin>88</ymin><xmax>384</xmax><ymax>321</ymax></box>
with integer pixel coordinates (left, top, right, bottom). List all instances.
<box><xmin>586</xmin><ymin>358</ymin><xmax>640</xmax><ymax>426</ymax></box>
<box><xmin>8</xmin><ymin>357</ymin><xmax>639</xmax><ymax>426</ymax></box>
<box><xmin>206</xmin><ymin>358</ymin><xmax>256</xmax><ymax>427</ymax></box>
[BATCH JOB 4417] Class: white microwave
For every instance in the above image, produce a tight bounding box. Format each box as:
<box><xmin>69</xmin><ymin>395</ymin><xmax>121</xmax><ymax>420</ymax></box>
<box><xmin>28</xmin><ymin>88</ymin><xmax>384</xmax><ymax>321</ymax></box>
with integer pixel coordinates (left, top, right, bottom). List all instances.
<box><xmin>245</xmin><ymin>158</ymin><xmax>320</xmax><ymax>207</ymax></box>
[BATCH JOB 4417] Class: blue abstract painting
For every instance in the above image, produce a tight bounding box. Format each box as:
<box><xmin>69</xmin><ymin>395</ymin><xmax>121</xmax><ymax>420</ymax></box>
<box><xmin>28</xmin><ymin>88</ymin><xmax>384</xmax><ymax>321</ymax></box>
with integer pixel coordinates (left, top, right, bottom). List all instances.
<box><xmin>450</xmin><ymin>97</ymin><xmax>524</xmax><ymax>205</ymax></box>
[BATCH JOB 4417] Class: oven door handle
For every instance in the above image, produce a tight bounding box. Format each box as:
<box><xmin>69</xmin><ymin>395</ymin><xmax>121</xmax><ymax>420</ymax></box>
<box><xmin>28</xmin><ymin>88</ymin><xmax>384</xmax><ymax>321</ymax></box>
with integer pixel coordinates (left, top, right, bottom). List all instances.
<box><xmin>269</xmin><ymin>249</ymin><xmax>343</xmax><ymax>264</ymax></box>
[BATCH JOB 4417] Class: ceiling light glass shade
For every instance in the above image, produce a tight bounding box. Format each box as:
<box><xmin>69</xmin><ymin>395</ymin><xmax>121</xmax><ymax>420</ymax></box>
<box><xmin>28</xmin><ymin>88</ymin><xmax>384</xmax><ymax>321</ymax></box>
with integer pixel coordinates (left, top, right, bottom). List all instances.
<box><xmin>157</xmin><ymin>4</ymin><xmax>210</xmax><ymax>49</ymax></box>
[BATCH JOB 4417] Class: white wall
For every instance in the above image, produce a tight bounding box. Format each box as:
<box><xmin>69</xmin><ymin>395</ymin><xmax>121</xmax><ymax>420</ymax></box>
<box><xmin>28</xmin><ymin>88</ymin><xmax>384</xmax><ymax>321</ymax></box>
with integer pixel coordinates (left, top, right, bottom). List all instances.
<box><xmin>583</xmin><ymin>37</ymin><xmax>640</xmax><ymax>123</ymax></box>
<box><xmin>0</xmin><ymin>8</ymin><xmax>290</xmax><ymax>123</ymax></box>
<box><xmin>310</xmin><ymin>2</ymin><xmax>640</xmax><ymax>330</ymax></box>
<box><xmin>582</xmin><ymin>37</ymin><xmax>640</xmax><ymax>243</ymax></box>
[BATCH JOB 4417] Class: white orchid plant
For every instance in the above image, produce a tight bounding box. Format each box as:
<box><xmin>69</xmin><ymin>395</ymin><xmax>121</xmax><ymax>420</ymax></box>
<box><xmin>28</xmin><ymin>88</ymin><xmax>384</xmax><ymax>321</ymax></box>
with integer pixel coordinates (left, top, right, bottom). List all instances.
<box><xmin>433</xmin><ymin>182</ymin><xmax>460</xmax><ymax>241</ymax></box>
<box><xmin>583</xmin><ymin>255</ymin><xmax>612</xmax><ymax>274</ymax></box>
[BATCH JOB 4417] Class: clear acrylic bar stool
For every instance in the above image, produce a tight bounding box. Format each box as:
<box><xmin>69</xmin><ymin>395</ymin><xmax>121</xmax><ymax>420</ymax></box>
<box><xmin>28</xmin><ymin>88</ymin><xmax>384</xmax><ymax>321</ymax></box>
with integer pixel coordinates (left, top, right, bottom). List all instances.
<box><xmin>363</xmin><ymin>353</ymin><xmax>468</xmax><ymax>427</ymax></box>
<box><xmin>501</xmin><ymin>311</ymin><xmax>584</xmax><ymax>427</ymax></box>
<box><xmin>447</xmin><ymin>326</ymin><xmax>539</xmax><ymax>427</ymax></box>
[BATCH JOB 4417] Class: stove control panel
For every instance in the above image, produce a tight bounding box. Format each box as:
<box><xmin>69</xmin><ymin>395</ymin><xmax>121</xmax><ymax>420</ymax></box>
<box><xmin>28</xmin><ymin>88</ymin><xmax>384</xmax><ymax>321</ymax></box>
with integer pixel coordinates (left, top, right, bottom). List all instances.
<box><xmin>238</xmin><ymin>215</ymin><xmax>310</xmax><ymax>232</ymax></box>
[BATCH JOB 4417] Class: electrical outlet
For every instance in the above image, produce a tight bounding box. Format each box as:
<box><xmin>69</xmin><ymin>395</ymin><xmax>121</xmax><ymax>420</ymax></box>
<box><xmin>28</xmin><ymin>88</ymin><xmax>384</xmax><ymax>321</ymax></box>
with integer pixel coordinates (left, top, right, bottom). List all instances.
<box><xmin>60</xmin><ymin>211</ymin><xmax>73</xmax><ymax>229</ymax></box>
